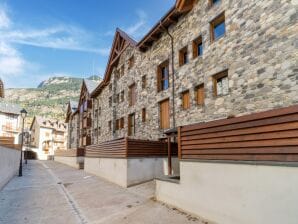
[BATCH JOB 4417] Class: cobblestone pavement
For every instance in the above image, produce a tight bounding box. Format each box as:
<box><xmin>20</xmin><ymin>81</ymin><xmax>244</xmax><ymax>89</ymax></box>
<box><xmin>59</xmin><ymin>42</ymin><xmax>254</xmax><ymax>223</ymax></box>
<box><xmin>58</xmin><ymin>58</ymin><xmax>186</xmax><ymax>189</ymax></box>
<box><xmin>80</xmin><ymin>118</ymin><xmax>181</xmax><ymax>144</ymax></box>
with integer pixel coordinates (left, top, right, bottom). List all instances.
<box><xmin>0</xmin><ymin>160</ymin><xmax>209</xmax><ymax>224</ymax></box>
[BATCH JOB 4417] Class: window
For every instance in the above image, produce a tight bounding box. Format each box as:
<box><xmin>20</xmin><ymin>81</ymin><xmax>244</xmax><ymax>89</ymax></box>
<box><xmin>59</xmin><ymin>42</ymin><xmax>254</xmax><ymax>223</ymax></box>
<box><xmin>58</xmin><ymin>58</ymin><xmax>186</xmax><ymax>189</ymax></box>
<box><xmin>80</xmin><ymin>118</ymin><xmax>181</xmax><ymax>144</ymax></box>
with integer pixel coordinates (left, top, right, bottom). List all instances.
<box><xmin>209</xmin><ymin>0</ymin><xmax>221</xmax><ymax>7</ymax></box>
<box><xmin>120</xmin><ymin>117</ymin><xmax>124</xmax><ymax>129</ymax></box>
<box><xmin>181</xmin><ymin>90</ymin><xmax>190</xmax><ymax>109</ymax></box>
<box><xmin>213</xmin><ymin>70</ymin><xmax>229</xmax><ymax>96</ymax></box>
<box><xmin>157</xmin><ymin>61</ymin><xmax>169</xmax><ymax>92</ymax></box>
<box><xmin>195</xmin><ymin>84</ymin><xmax>205</xmax><ymax>105</ymax></box>
<box><xmin>210</xmin><ymin>12</ymin><xmax>225</xmax><ymax>42</ymax></box>
<box><xmin>98</xmin><ymin>127</ymin><xmax>101</xmax><ymax>136</ymax></box>
<box><xmin>109</xmin><ymin>83</ymin><xmax>113</xmax><ymax>91</ymax></box>
<box><xmin>116</xmin><ymin>93</ymin><xmax>120</xmax><ymax>104</ymax></box>
<box><xmin>129</xmin><ymin>83</ymin><xmax>136</xmax><ymax>106</ymax></box>
<box><xmin>128</xmin><ymin>113</ymin><xmax>135</xmax><ymax>136</ymax></box>
<box><xmin>142</xmin><ymin>75</ymin><xmax>147</xmax><ymax>89</ymax></box>
<box><xmin>179</xmin><ymin>47</ymin><xmax>188</xmax><ymax>66</ymax></box>
<box><xmin>98</xmin><ymin>107</ymin><xmax>101</xmax><ymax>116</ymax></box>
<box><xmin>108</xmin><ymin>121</ymin><xmax>112</xmax><ymax>131</ymax></box>
<box><xmin>120</xmin><ymin>65</ymin><xmax>125</xmax><ymax>77</ymax></box>
<box><xmin>159</xmin><ymin>99</ymin><xmax>170</xmax><ymax>129</ymax></box>
<box><xmin>109</xmin><ymin>96</ymin><xmax>113</xmax><ymax>107</ymax></box>
<box><xmin>142</xmin><ymin>108</ymin><xmax>146</xmax><ymax>122</ymax></box>
<box><xmin>121</xmin><ymin>91</ymin><xmax>125</xmax><ymax>102</ymax></box>
<box><xmin>128</xmin><ymin>55</ymin><xmax>135</xmax><ymax>69</ymax></box>
<box><xmin>115</xmin><ymin>119</ymin><xmax>120</xmax><ymax>131</ymax></box>
<box><xmin>192</xmin><ymin>36</ymin><xmax>203</xmax><ymax>58</ymax></box>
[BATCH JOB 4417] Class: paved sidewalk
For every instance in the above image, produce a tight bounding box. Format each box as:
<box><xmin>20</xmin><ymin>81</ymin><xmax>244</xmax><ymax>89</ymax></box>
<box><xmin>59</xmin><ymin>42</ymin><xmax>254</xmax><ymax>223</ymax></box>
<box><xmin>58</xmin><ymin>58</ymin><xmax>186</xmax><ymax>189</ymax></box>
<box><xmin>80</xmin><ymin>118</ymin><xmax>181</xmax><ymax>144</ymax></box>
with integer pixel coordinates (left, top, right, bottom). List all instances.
<box><xmin>0</xmin><ymin>161</ymin><xmax>208</xmax><ymax>224</ymax></box>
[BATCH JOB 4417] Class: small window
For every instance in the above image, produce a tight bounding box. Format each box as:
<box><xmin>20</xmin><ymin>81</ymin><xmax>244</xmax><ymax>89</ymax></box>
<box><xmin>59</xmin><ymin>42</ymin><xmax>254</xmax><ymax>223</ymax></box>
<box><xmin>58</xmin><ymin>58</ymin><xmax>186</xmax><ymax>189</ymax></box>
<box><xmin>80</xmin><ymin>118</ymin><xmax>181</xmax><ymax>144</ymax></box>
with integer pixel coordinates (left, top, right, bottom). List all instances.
<box><xmin>98</xmin><ymin>107</ymin><xmax>101</xmax><ymax>116</ymax></box>
<box><xmin>120</xmin><ymin>65</ymin><xmax>125</xmax><ymax>77</ymax></box>
<box><xmin>142</xmin><ymin>108</ymin><xmax>146</xmax><ymax>122</ymax></box>
<box><xmin>120</xmin><ymin>117</ymin><xmax>124</xmax><ymax>129</ymax></box>
<box><xmin>159</xmin><ymin>99</ymin><xmax>170</xmax><ymax>129</ymax></box>
<box><xmin>209</xmin><ymin>0</ymin><xmax>221</xmax><ymax>7</ymax></box>
<box><xmin>108</xmin><ymin>121</ymin><xmax>112</xmax><ymax>131</ymax></box>
<box><xmin>121</xmin><ymin>91</ymin><xmax>125</xmax><ymax>102</ymax></box>
<box><xmin>213</xmin><ymin>70</ymin><xmax>229</xmax><ymax>96</ymax></box>
<box><xmin>128</xmin><ymin>113</ymin><xmax>135</xmax><ymax>136</ymax></box>
<box><xmin>98</xmin><ymin>127</ymin><xmax>101</xmax><ymax>135</ymax></box>
<box><xmin>181</xmin><ymin>90</ymin><xmax>190</xmax><ymax>109</ymax></box>
<box><xmin>128</xmin><ymin>55</ymin><xmax>135</xmax><ymax>69</ymax></box>
<box><xmin>179</xmin><ymin>47</ymin><xmax>188</xmax><ymax>66</ymax></box>
<box><xmin>195</xmin><ymin>84</ymin><xmax>205</xmax><ymax>105</ymax></box>
<box><xmin>210</xmin><ymin>12</ymin><xmax>225</xmax><ymax>42</ymax></box>
<box><xmin>142</xmin><ymin>75</ymin><xmax>147</xmax><ymax>89</ymax></box>
<box><xmin>129</xmin><ymin>83</ymin><xmax>136</xmax><ymax>106</ymax></box>
<box><xmin>109</xmin><ymin>83</ymin><xmax>113</xmax><ymax>91</ymax></box>
<box><xmin>192</xmin><ymin>36</ymin><xmax>203</xmax><ymax>58</ymax></box>
<box><xmin>109</xmin><ymin>96</ymin><xmax>113</xmax><ymax>107</ymax></box>
<box><xmin>115</xmin><ymin>119</ymin><xmax>120</xmax><ymax>131</ymax></box>
<box><xmin>157</xmin><ymin>61</ymin><xmax>169</xmax><ymax>92</ymax></box>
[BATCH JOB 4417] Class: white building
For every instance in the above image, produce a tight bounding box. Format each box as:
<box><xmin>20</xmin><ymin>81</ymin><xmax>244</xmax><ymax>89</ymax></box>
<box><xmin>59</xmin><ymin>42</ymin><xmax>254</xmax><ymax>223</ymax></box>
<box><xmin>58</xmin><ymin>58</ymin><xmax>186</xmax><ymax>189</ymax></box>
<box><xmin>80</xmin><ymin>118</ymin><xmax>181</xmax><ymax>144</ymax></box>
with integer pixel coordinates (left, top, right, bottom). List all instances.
<box><xmin>30</xmin><ymin>116</ymin><xmax>67</xmax><ymax>160</ymax></box>
<box><xmin>0</xmin><ymin>101</ymin><xmax>21</xmax><ymax>144</ymax></box>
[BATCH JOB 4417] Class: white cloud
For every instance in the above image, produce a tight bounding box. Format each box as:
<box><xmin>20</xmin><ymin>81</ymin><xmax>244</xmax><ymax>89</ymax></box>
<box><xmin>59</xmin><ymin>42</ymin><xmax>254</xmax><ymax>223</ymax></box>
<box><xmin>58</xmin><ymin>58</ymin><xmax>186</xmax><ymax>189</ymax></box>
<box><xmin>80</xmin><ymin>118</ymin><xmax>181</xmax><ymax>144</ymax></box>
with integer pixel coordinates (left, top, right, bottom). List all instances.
<box><xmin>0</xmin><ymin>6</ymin><xmax>10</xmax><ymax>29</ymax></box>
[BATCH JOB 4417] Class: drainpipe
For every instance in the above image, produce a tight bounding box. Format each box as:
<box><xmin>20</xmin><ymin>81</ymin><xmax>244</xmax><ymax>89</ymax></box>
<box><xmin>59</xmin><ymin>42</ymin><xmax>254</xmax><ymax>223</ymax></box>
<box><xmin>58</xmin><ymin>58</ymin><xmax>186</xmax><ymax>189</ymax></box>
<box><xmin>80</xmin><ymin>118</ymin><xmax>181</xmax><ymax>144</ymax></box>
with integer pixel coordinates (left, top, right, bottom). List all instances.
<box><xmin>160</xmin><ymin>22</ymin><xmax>176</xmax><ymax>129</ymax></box>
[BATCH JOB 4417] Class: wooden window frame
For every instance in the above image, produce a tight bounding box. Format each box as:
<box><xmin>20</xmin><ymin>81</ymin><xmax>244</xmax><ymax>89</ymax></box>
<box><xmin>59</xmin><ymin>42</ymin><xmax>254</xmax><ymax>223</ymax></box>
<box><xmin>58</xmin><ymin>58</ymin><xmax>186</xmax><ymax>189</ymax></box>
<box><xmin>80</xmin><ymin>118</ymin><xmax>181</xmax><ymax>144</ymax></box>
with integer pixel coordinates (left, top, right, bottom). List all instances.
<box><xmin>159</xmin><ymin>99</ymin><xmax>170</xmax><ymax>130</ymax></box>
<box><xmin>179</xmin><ymin>46</ymin><xmax>188</xmax><ymax>66</ymax></box>
<box><xmin>108</xmin><ymin>121</ymin><xmax>112</xmax><ymax>131</ymax></box>
<box><xmin>192</xmin><ymin>36</ymin><xmax>203</xmax><ymax>59</ymax></box>
<box><xmin>195</xmin><ymin>84</ymin><xmax>205</xmax><ymax>106</ymax></box>
<box><xmin>109</xmin><ymin>96</ymin><xmax>113</xmax><ymax>107</ymax></box>
<box><xmin>115</xmin><ymin>119</ymin><xmax>120</xmax><ymax>131</ymax></box>
<box><xmin>181</xmin><ymin>90</ymin><xmax>190</xmax><ymax>110</ymax></box>
<box><xmin>142</xmin><ymin>108</ymin><xmax>146</xmax><ymax>122</ymax></box>
<box><xmin>210</xmin><ymin>12</ymin><xmax>225</xmax><ymax>43</ymax></box>
<box><xmin>212</xmin><ymin>70</ymin><xmax>229</xmax><ymax>97</ymax></box>
<box><xmin>120</xmin><ymin>117</ymin><xmax>124</xmax><ymax>129</ymax></box>
<box><xmin>142</xmin><ymin>75</ymin><xmax>147</xmax><ymax>89</ymax></box>
<box><xmin>128</xmin><ymin>83</ymin><xmax>136</xmax><ymax>106</ymax></box>
<box><xmin>157</xmin><ymin>60</ymin><xmax>169</xmax><ymax>92</ymax></box>
<box><xmin>120</xmin><ymin>90</ymin><xmax>125</xmax><ymax>102</ymax></box>
<box><xmin>128</xmin><ymin>113</ymin><xmax>135</xmax><ymax>136</ymax></box>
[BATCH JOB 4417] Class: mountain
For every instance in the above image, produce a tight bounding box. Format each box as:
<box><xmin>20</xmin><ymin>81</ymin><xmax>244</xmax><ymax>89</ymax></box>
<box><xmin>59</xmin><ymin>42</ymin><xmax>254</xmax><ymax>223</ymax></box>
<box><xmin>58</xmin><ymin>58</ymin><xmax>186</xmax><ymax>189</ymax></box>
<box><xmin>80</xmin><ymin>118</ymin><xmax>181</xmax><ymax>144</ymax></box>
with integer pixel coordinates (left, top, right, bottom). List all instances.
<box><xmin>5</xmin><ymin>76</ymin><xmax>101</xmax><ymax>125</ymax></box>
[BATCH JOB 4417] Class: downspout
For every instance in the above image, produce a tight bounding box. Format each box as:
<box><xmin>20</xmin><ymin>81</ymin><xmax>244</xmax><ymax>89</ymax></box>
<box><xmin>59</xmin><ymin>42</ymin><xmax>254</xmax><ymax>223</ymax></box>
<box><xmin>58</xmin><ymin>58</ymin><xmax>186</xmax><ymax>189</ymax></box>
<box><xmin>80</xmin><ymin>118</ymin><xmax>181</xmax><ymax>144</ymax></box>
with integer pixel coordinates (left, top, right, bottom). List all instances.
<box><xmin>160</xmin><ymin>22</ymin><xmax>176</xmax><ymax>129</ymax></box>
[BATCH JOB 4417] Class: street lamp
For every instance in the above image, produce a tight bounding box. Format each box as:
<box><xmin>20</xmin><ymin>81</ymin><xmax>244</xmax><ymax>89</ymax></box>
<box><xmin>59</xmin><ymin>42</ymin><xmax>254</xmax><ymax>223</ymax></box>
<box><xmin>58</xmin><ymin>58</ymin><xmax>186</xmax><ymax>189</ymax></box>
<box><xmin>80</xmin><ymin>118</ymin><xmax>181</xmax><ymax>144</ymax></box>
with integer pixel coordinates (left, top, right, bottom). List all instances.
<box><xmin>19</xmin><ymin>108</ymin><xmax>27</xmax><ymax>177</ymax></box>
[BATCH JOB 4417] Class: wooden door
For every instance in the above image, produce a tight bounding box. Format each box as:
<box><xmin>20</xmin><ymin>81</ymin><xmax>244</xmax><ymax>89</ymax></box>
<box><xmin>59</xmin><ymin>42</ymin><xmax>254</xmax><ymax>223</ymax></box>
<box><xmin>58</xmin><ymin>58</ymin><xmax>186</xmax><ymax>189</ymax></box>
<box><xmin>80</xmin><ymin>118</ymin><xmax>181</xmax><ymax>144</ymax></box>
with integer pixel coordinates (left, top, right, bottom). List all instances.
<box><xmin>160</xmin><ymin>99</ymin><xmax>170</xmax><ymax>129</ymax></box>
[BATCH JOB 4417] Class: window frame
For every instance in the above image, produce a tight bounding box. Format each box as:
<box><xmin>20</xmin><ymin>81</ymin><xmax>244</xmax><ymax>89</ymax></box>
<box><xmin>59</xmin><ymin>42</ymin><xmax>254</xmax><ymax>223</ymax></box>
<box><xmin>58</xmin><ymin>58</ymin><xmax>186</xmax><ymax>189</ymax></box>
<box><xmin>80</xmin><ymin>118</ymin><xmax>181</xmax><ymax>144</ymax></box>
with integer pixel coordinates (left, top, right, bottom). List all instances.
<box><xmin>181</xmin><ymin>90</ymin><xmax>190</xmax><ymax>110</ymax></box>
<box><xmin>128</xmin><ymin>113</ymin><xmax>135</xmax><ymax>136</ymax></box>
<box><xmin>210</xmin><ymin>12</ymin><xmax>226</xmax><ymax>42</ymax></box>
<box><xmin>192</xmin><ymin>36</ymin><xmax>203</xmax><ymax>59</ymax></box>
<box><xmin>212</xmin><ymin>70</ymin><xmax>229</xmax><ymax>97</ymax></box>
<box><xmin>128</xmin><ymin>83</ymin><xmax>136</xmax><ymax>106</ymax></box>
<box><xmin>195</xmin><ymin>84</ymin><xmax>205</xmax><ymax>106</ymax></box>
<box><xmin>157</xmin><ymin>60</ymin><xmax>169</xmax><ymax>92</ymax></box>
<box><xmin>142</xmin><ymin>108</ymin><xmax>146</xmax><ymax>122</ymax></box>
<box><xmin>179</xmin><ymin>46</ymin><xmax>189</xmax><ymax>66</ymax></box>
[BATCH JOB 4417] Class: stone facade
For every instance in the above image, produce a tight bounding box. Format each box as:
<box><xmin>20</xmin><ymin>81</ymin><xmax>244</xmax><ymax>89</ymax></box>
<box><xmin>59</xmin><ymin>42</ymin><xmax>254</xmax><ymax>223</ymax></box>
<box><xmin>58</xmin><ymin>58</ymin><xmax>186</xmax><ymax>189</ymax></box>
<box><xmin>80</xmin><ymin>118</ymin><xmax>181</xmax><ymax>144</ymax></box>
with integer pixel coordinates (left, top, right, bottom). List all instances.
<box><xmin>92</xmin><ymin>0</ymin><xmax>297</xmax><ymax>143</ymax></box>
<box><xmin>67</xmin><ymin>112</ymin><xmax>79</xmax><ymax>149</ymax></box>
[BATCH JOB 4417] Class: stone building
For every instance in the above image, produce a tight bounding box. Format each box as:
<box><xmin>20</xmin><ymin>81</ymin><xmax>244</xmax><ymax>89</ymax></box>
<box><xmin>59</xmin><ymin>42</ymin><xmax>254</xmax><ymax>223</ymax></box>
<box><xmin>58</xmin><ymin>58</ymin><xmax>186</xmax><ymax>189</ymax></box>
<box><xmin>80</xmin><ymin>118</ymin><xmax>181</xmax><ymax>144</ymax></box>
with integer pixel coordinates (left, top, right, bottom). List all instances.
<box><xmin>65</xmin><ymin>100</ymin><xmax>79</xmax><ymax>150</ymax></box>
<box><xmin>85</xmin><ymin>0</ymin><xmax>298</xmax><ymax>223</ymax></box>
<box><xmin>91</xmin><ymin>0</ymin><xmax>297</xmax><ymax>143</ymax></box>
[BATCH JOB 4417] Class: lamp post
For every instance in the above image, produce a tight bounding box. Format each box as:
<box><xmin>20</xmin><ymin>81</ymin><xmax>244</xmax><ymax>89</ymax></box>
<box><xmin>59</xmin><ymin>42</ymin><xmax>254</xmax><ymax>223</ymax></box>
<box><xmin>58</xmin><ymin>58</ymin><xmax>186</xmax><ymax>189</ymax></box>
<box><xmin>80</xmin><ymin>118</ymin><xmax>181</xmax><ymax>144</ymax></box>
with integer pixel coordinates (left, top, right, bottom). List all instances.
<box><xmin>19</xmin><ymin>108</ymin><xmax>27</xmax><ymax>177</ymax></box>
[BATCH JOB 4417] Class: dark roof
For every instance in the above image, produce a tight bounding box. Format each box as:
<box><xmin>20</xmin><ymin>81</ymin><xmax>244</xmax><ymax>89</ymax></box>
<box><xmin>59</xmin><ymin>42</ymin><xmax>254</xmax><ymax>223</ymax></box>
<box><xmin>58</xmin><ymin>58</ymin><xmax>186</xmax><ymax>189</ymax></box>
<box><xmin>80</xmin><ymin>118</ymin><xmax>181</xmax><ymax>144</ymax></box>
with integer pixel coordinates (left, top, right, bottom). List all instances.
<box><xmin>0</xmin><ymin>101</ymin><xmax>21</xmax><ymax>115</ymax></box>
<box><xmin>69</xmin><ymin>100</ymin><xmax>78</xmax><ymax>113</ymax></box>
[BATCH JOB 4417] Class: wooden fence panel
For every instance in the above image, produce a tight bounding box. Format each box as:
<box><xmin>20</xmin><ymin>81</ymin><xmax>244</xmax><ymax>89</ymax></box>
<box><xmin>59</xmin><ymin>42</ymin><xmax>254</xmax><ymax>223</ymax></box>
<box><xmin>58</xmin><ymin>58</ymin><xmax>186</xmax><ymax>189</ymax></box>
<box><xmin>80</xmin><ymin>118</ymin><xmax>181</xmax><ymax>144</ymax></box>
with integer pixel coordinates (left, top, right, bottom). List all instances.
<box><xmin>179</xmin><ymin>105</ymin><xmax>298</xmax><ymax>162</ymax></box>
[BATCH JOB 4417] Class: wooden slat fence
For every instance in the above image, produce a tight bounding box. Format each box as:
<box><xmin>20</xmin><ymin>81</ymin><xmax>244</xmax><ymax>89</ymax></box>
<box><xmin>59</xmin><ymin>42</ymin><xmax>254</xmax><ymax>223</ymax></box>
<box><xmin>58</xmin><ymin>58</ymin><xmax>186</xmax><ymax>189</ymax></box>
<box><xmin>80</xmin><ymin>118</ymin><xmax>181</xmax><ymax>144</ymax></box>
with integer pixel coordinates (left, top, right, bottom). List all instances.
<box><xmin>179</xmin><ymin>105</ymin><xmax>298</xmax><ymax>162</ymax></box>
<box><xmin>86</xmin><ymin>138</ymin><xmax>178</xmax><ymax>158</ymax></box>
<box><xmin>55</xmin><ymin>147</ymin><xmax>85</xmax><ymax>157</ymax></box>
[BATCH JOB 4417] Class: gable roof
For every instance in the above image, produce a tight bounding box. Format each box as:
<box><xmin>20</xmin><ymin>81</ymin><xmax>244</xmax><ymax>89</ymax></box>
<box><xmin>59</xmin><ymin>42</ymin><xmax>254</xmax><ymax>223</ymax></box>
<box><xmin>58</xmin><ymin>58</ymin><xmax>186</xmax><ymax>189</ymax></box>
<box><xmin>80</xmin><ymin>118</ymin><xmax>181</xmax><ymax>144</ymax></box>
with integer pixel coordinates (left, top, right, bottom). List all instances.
<box><xmin>65</xmin><ymin>100</ymin><xmax>78</xmax><ymax>123</ymax></box>
<box><xmin>84</xmin><ymin>79</ymin><xmax>99</xmax><ymax>93</ymax></box>
<box><xmin>0</xmin><ymin>101</ymin><xmax>21</xmax><ymax>115</ymax></box>
<box><xmin>31</xmin><ymin>116</ymin><xmax>67</xmax><ymax>132</ymax></box>
<box><xmin>91</xmin><ymin>28</ymin><xmax>137</xmax><ymax>97</ymax></box>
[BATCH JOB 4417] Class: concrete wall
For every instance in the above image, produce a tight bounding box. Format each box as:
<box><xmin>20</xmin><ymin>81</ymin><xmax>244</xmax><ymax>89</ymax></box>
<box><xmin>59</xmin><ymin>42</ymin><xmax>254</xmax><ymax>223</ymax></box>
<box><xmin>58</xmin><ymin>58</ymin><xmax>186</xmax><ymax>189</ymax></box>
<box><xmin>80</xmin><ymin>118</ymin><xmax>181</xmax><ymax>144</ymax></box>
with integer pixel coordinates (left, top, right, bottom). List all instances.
<box><xmin>156</xmin><ymin>161</ymin><xmax>298</xmax><ymax>224</ymax></box>
<box><xmin>54</xmin><ymin>156</ymin><xmax>84</xmax><ymax>169</ymax></box>
<box><xmin>85</xmin><ymin>157</ymin><xmax>179</xmax><ymax>187</ymax></box>
<box><xmin>0</xmin><ymin>146</ymin><xmax>21</xmax><ymax>190</ymax></box>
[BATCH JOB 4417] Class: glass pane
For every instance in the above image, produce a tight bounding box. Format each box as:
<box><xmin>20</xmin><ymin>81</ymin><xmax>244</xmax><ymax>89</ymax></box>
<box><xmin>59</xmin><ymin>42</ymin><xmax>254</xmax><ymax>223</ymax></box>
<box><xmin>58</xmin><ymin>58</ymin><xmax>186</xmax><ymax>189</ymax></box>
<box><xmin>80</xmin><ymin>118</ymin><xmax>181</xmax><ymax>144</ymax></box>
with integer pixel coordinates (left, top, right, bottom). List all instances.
<box><xmin>214</xmin><ymin>22</ymin><xmax>225</xmax><ymax>40</ymax></box>
<box><xmin>163</xmin><ymin>79</ymin><xmax>169</xmax><ymax>90</ymax></box>
<box><xmin>197</xmin><ymin>43</ymin><xmax>203</xmax><ymax>56</ymax></box>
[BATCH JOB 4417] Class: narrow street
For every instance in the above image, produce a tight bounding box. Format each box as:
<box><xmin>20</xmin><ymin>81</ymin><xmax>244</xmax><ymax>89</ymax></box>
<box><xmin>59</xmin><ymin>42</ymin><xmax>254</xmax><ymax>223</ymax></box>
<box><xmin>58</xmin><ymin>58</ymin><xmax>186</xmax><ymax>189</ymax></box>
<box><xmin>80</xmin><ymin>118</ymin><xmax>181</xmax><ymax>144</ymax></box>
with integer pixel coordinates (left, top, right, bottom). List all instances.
<box><xmin>0</xmin><ymin>161</ymin><xmax>207</xmax><ymax>224</ymax></box>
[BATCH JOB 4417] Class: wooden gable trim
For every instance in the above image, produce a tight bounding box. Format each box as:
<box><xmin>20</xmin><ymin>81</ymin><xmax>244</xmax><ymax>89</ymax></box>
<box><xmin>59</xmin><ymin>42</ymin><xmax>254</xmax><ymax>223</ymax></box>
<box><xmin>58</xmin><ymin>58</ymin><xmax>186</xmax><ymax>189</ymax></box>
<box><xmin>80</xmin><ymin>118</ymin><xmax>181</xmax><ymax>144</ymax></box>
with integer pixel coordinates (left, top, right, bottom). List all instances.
<box><xmin>91</xmin><ymin>29</ymin><xmax>137</xmax><ymax>98</ymax></box>
<box><xmin>176</xmin><ymin>0</ymin><xmax>196</xmax><ymax>12</ymax></box>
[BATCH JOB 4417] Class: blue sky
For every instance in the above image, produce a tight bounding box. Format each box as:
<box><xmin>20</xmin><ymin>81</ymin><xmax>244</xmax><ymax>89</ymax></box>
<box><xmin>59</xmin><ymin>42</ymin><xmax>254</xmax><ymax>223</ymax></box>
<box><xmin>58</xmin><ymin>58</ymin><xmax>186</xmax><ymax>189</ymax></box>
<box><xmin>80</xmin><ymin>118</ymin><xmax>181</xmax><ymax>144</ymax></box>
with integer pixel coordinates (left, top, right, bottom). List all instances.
<box><xmin>0</xmin><ymin>0</ymin><xmax>174</xmax><ymax>88</ymax></box>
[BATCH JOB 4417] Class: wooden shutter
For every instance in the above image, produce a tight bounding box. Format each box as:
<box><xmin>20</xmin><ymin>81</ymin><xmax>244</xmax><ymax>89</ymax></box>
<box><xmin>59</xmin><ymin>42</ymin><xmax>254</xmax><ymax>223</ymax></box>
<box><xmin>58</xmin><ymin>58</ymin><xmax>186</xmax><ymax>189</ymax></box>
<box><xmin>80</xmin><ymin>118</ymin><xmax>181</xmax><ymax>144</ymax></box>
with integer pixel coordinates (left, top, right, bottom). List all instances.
<box><xmin>157</xmin><ymin>67</ymin><xmax>162</xmax><ymax>92</ymax></box>
<box><xmin>160</xmin><ymin>99</ymin><xmax>170</xmax><ymax>129</ymax></box>
<box><xmin>182</xmin><ymin>91</ymin><xmax>190</xmax><ymax>109</ymax></box>
<box><xmin>196</xmin><ymin>84</ymin><xmax>205</xmax><ymax>105</ymax></box>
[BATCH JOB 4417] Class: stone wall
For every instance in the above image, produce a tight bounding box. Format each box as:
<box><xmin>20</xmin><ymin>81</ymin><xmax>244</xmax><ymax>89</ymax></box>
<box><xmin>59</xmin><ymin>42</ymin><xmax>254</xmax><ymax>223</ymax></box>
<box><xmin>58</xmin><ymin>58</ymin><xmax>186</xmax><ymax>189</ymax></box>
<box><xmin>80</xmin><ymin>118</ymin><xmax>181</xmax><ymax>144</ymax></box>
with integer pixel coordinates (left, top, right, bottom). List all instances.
<box><xmin>92</xmin><ymin>0</ymin><xmax>297</xmax><ymax>143</ymax></box>
<box><xmin>68</xmin><ymin>113</ymin><xmax>79</xmax><ymax>149</ymax></box>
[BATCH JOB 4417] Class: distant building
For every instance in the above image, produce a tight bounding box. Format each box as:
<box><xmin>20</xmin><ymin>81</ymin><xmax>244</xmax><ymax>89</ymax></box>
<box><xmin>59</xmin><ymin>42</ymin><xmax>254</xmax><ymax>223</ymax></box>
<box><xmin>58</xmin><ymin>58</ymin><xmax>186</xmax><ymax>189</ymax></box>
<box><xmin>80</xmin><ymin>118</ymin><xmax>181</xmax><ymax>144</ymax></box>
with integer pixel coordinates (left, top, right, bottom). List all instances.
<box><xmin>0</xmin><ymin>79</ymin><xmax>4</xmax><ymax>98</ymax></box>
<box><xmin>30</xmin><ymin>116</ymin><xmax>67</xmax><ymax>160</ymax></box>
<box><xmin>65</xmin><ymin>100</ymin><xmax>79</xmax><ymax>150</ymax></box>
<box><xmin>0</xmin><ymin>101</ymin><xmax>21</xmax><ymax>144</ymax></box>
